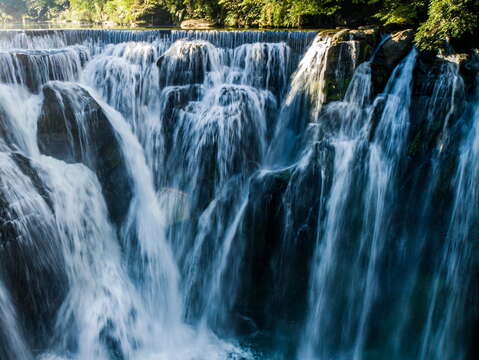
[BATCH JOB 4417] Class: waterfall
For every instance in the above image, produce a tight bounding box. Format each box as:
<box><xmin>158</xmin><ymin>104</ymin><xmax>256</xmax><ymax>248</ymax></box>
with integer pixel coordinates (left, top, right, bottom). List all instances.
<box><xmin>0</xmin><ymin>280</ymin><xmax>33</xmax><ymax>360</ymax></box>
<box><xmin>419</xmin><ymin>77</ymin><xmax>479</xmax><ymax>360</ymax></box>
<box><xmin>0</xmin><ymin>46</ymin><xmax>88</xmax><ymax>91</ymax></box>
<box><xmin>266</xmin><ymin>35</ymin><xmax>332</xmax><ymax>166</ymax></box>
<box><xmin>0</xmin><ymin>28</ymin><xmax>477</xmax><ymax>360</ymax></box>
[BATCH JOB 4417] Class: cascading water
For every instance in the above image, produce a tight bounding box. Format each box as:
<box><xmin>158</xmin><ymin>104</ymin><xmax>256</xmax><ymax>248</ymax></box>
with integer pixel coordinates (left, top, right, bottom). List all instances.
<box><xmin>0</xmin><ymin>279</ymin><xmax>32</xmax><ymax>360</ymax></box>
<box><xmin>0</xmin><ymin>28</ymin><xmax>477</xmax><ymax>360</ymax></box>
<box><xmin>418</xmin><ymin>77</ymin><xmax>479</xmax><ymax>360</ymax></box>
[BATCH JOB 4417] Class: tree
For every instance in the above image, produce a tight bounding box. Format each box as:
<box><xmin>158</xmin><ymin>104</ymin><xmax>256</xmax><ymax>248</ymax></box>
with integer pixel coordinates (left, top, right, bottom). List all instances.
<box><xmin>67</xmin><ymin>0</ymin><xmax>106</xmax><ymax>21</ymax></box>
<box><xmin>375</xmin><ymin>0</ymin><xmax>428</xmax><ymax>26</ymax></box>
<box><xmin>0</xmin><ymin>0</ymin><xmax>28</xmax><ymax>19</ymax></box>
<box><xmin>28</xmin><ymin>0</ymin><xmax>68</xmax><ymax>19</ymax></box>
<box><xmin>415</xmin><ymin>0</ymin><xmax>479</xmax><ymax>50</ymax></box>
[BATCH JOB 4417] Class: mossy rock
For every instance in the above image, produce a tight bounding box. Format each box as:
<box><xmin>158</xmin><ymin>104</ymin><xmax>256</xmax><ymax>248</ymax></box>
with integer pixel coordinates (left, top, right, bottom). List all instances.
<box><xmin>323</xmin><ymin>31</ymin><xmax>375</xmax><ymax>103</ymax></box>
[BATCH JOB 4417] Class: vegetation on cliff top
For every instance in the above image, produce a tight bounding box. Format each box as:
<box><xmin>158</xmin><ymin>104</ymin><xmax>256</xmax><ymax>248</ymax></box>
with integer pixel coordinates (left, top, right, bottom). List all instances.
<box><xmin>0</xmin><ymin>0</ymin><xmax>478</xmax><ymax>51</ymax></box>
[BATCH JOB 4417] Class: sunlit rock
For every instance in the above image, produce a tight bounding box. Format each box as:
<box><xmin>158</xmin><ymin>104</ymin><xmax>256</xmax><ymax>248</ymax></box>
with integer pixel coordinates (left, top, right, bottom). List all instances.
<box><xmin>371</xmin><ymin>29</ymin><xmax>414</xmax><ymax>94</ymax></box>
<box><xmin>180</xmin><ymin>19</ymin><xmax>216</xmax><ymax>29</ymax></box>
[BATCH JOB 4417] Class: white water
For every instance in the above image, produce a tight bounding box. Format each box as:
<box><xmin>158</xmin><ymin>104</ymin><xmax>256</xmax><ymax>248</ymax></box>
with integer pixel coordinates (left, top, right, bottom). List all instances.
<box><xmin>0</xmin><ymin>31</ymin><xmax>267</xmax><ymax>359</ymax></box>
<box><xmin>0</xmin><ymin>29</ymin><xmax>477</xmax><ymax>360</ymax></box>
<box><xmin>0</xmin><ymin>279</ymin><xmax>33</xmax><ymax>360</ymax></box>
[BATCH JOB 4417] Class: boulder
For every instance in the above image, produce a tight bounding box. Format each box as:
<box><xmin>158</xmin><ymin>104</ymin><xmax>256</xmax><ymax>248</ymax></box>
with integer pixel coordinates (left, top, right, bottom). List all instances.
<box><xmin>381</xmin><ymin>30</ymin><xmax>415</xmax><ymax>68</ymax></box>
<box><xmin>322</xmin><ymin>29</ymin><xmax>378</xmax><ymax>103</ymax></box>
<box><xmin>159</xmin><ymin>84</ymin><xmax>203</xmax><ymax>154</ymax></box>
<box><xmin>1</xmin><ymin>48</ymin><xmax>89</xmax><ymax>92</ymax></box>
<box><xmin>332</xmin><ymin>28</ymin><xmax>378</xmax><ymax>48</ymax></box>
<box><xmin>37</xmin><ymin>82</ymin><xmax>133</xmax><ymax>226</ymax></box>
<box><xmin>180</xmin><ymin>19</ymin><xmax>216</xmax><ymax>29</ymax></box>
<box><xmin>10</xmin><ymin>152</ymin><xmax>53</xmax><ymax>210</ymax></box>
<box><xmin>157</xmin><ymin>40</ymin><xmax>214</xmax><ymax>87</ymax></box>
<box><xmin>449</xmin><ymin>51</ymin><xmax>479</xmax><ymax>94</ymax></box>
<box><xmin>235</xmin><ymin>141</ymin><xmax>334</xmax><ymax>339</ymax></box>
<box><xmin>371</xmin><ymin>29</ymin><xmax>414</xmax><ymax>94</ymax></box>
<box><xmin>407</xmin><ymin>55</ymin><xmax>466</xmax><ymax>161</ymax></box>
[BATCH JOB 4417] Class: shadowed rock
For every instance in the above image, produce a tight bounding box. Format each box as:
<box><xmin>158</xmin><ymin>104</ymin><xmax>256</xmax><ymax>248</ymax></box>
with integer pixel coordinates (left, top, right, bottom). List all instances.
<box><xmin>0</xmin><ymin>47</ymin><xmax>88</xmax><ymax>92</ymax></box>
<box><xmin>317</xmin><ymin>29</ymin><xmax>378</xmax><ymax>104</ymax></box>
<box><xmin>371</xmin><ymin>29</ymin><xmax>414</xmax><ymax>94</ymax></box>
<box><xmin>453</xmin><ymin>50</ymin><xmax>479</xmax><ymax>94</ymax></box>
<box><xmin>157</xmin><ymin>40</ymin><xmax>216</xmax><ymax>87</ymax></box>
<box><xmin>37</xmin><ymin>82</ymin><xmax>132</xmax><ymax>226</ymax></box>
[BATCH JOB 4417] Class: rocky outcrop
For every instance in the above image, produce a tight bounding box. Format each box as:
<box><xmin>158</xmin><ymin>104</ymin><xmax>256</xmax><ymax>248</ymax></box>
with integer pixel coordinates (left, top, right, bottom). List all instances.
<box><xmin>408</xmin><ymin>56</ymin><xmax>465</xmax><ymax>159</ymax></box>
<box><xmin>236</xmin><ymin>141</ymin><xmax>333</xmax><ymax>339</ymax></box>
<box><xmin>332</xmin><ymin>28</ymin><xmax>378</xmax><ymax>48</ymax></box>
<box><xmin>37</xmin><ymin>82</ymin><xmax>132</xmax><ymax>225</ymax></box>
<box><xmin>378</xmin><ymin>30</ymin><xmax>414</xmax><ymax>68</ymax></box>
<box><xmin>451</xmin><ymin>50</ymin><xmax>479</xmax><ymax>94</ymax></box>
<box><xmin>371</xmin><ymin>29</ymin><xmax>414</xmax><ymax>94</ymax></box>
<box><xmin>10</xmin><ymin>153</ymin><xmax>54</xmax><ymax>210</ymax></box>
<box><xmin>0</xmin><ymin>47</ymin><xmax>88</xmax><ymax>93</ymax></box>
<box><xmin>320</xmin><ymin>29</ymin><xmax>378</xmax><ymax>103</ymax></box>
<box><xmin>160</xmin><ymin>84</ymin><xmax>203</xmax><ymax>154</ymax></box>
<box><xmin>157</xmin><ymin>40</ymin><xmax>214</xmax><ymax>87</ymax></box>
<box><xmin>180</xmin><ymin>19</ymin><xmax>216</xmax><ymax>29</ymax></box>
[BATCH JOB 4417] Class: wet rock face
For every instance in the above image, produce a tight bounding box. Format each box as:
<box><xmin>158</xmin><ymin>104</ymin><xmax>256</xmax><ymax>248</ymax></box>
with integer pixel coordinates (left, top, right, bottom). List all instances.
<box><xmin>379</xmin><ymin>30</ymin><xmax>414</xmax><ymax>68</ymax></box>
<box><xmin>0</xmin><ymin>107</ymin><xmax>14</xmax><ymax>151</ymax></box>
<box><xmin>0</xmin><ymin>48</ymin><xmax>88</xmax><ymax>93</ymax></box>
<box><xmin>160</xmin><ymin>85</ymin><xmax>203</xmax><ymax>154</ymax></box>
<box><xmin>157</xmin><ymin>41</ymin><xmax>214</xmax><ymax>87</ymax></box>
<box><xmin>453</xmin><ymin>51</ymin><xmax>479</xmax><ymax>94</ymax></box>
<box><xmin>371</xmin><ymin>29</ymin><xmax>414</xmax><ymax>94</ymax></box>
<box><xmin>332</xmin><ymin>28</ymin><xmax>378</xmax><ymax>48</ymax></box>
<box><xmin>405</xmin><ymin>55</ymin><xmax>465</xmax><ymax>176</ymax></box>
<box><xmin>10</xmin><ymin>153</ymin><xmax>54</xmax><ymax>210</ymax></box>
<box><xmin>38</xmin><ymin>84</ymin><xmax>82</xmax><ymax>163</ymax></box>
<box><xmin>37</xmin><ymin>82</ymin><xmax>133</xmax><ymax>225</ymax></box>
<box><xmin>0</xmin><ymin>153</ymin><xmax>67</xmax><ymax>351</ymax></box>
<box><xmin>322</xmin><ymin>29</ymin><xmax>378</xmax><ymax>103</ymax></box>
<box><xmin>307</xmin><ymin>28</ymin><xmax>416</xmax><ymax>106</ymax></box>
<box><xmin>235</xmin><ymin>141</ymin><xmax>333</xmax><ymax>343</ymax></box>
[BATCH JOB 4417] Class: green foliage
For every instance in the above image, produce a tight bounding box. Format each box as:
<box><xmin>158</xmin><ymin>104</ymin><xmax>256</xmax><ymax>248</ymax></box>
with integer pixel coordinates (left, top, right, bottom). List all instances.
<box><xmin>152</xmin><ymin>0</ymin><xmax>185</xmax><ymax>21</ymax></box>
<box><xmin>218</xmin><ymin>0</ymin><xmax>261</xmax><ymax>27</ymax></box>
<box><xmin>375</xmin><ymin>0</ymin><xmax>428</xmax><ymax>25</ymax></box>
<box><xmin>0</xmin><ymin>0</ymin><xmax>28</xmax><ymax>19</ymax></box>
<box><xmin>220</xmin><ymin>0</ymin><xmax>363</xmax><ymax>28</ymax></box>
<box><xmin>66</xmin><ymin>0</ymin><xmax>106</xmax><ymax>22</ymax></box>
<box><xmin>0</xmin><ymin>0</ymin><xmax>68</xmax><ymax>20</ymax></box>
<box><xmin>29</xmin><ymin>0</ymin><xmax>68</xmax><ymax>18</ymax></box>
<box><xmin>1</xmin><ymin>0</ymin><xmax>477</xmax><ymax>51</ymax></box>
<box><xmin>259</xmin><ymin>0</ymin><xmax>341</xmax><ymax>27</ymax></box>
<box><xmin>415</xmin><ymin>0</ymin><xmax>479</xmax><ymax>50</ymax></box>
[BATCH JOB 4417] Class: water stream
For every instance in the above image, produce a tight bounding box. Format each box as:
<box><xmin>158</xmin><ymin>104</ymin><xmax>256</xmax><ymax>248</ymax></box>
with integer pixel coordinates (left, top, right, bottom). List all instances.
<box><xmin>0</xmin><ymin>29</ymin><xmax>477</xmax><ymax>360</ymax></box>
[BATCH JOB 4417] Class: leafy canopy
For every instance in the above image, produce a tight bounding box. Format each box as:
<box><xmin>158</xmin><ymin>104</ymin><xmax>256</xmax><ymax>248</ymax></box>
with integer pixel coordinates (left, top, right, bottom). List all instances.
<box><xmin>1</xmin><ymin>0</ymin><xmax>477</xmax><ymax>51</ymax></box>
